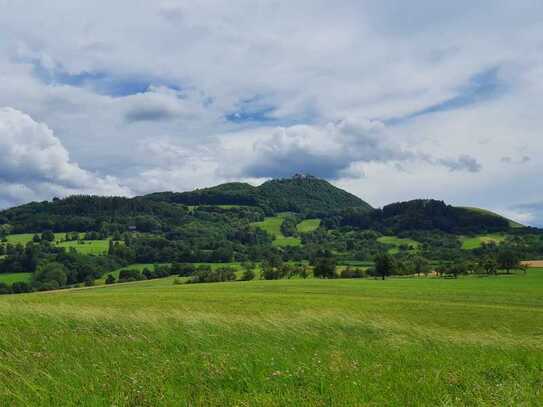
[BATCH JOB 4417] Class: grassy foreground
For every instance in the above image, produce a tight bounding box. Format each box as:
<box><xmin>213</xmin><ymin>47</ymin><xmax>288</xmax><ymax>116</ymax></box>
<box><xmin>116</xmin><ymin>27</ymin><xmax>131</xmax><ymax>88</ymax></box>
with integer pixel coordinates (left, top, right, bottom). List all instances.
<box><xmin>1</xmin><ymin>272</ymin><xmax>542</xmax><ymax>406</ymax></box>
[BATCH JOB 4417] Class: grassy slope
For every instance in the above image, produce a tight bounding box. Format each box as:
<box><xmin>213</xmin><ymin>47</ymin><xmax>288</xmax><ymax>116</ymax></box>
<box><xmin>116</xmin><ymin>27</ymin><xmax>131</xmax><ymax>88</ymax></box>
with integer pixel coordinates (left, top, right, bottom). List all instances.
<box><xmin>5</xmin><ymin>233</ymin><xmax>66</xmax><ymax>245</ymax></box>
<box><xmin>252</xmin><ymin>216</ymin><xmax>301</xmax><ymax>247</ymax></box>
<box><xmin>56</xmin><ymin>240</ymin><xmax>110</xmax><ymax>255</ymax></box>
<box><xmin>460</xmin><ymin>234</ymin><xmax>507</xmax><ymax>250</ymax></box>
<box><xmin>296</xmin><ymin>218</ymin><xmax>321</xmax><ymax>233</ymax></box>
<box><xmin>1</xmin><ymin>272</ymin><xmax>542</xmax><ymax>406</ymax></box>
<box><xmin>377</xmin><ymin>236</ymin><xmax>420</xmax><ymax>254</ymax></box>
<box><xmin>4</xmin><ymin>233</ymin><xmax>112</xmax><ymax>255</ymax></box>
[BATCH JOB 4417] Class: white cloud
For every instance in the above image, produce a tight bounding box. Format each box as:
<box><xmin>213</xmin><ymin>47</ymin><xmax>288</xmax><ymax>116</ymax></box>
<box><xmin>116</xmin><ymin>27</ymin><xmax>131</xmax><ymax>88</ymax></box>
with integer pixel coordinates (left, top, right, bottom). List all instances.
<box><xmin>0</xmin><ymin>107</ymin><xmax>130</xmax><ymax>205</ymax></box>
<box><xmin>0</xmin><ymin>1</ymin><xmax>542</xmax><ymax>224</ymax></box>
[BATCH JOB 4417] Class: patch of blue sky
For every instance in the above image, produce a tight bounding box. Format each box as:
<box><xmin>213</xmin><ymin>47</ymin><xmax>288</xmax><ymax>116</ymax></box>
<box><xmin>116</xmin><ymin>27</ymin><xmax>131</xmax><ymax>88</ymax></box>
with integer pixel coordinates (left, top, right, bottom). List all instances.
<box><xmin>29</xmin><ymin>58</ymin><xmax>180</xmax><ymax>97</ymax></box>
<box><xmin>385</xmin><ymin>66</ymin><xmax>506</xmax><ymax>126</ymax></box>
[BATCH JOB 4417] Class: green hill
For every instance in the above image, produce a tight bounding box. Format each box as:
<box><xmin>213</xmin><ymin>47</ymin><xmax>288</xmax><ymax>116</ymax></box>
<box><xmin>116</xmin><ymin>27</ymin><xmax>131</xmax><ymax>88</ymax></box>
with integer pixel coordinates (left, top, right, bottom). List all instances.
<box><xmin>145</xmin><ymin>174</ymin><xmax>373</xmax><ymax>214</ymax></box>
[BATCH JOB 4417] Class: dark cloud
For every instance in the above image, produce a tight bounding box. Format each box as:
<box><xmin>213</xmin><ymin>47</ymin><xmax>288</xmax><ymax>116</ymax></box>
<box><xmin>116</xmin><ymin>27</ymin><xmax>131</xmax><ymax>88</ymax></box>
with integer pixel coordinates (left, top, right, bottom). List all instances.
<box><xmin>438</xmin><ymin>155</ymin><xmax>482</xmax><ymax>173</ymax></box>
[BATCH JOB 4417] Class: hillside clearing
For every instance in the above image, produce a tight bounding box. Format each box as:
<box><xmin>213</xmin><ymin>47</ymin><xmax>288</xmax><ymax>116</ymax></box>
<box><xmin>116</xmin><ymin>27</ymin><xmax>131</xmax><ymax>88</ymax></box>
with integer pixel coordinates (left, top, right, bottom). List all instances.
<box><xmin>252</xmin><ymin>216</ymin><xmax>302</xmax><ymax>247</ymax></box>
<box><xmin>460</xmin><ymin>234</ymin><xmax>506</xmax><ymax>250</ymax></box>
<box><xmin>296</xmin><ymin>218</ymin><xmax>321</xmax><ymax>233</ymax></box>
<box><xmin>377</xmin><ymin>235</ymin><xmax>420</xmax><ymax>254</ymax></box>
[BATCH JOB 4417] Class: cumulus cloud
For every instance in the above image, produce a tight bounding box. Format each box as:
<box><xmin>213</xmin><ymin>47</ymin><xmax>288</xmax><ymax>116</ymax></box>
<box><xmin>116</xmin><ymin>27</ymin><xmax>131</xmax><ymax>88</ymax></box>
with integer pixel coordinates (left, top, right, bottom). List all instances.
<box><xmin>239</xmin><ymin>118</ymin><xmax>412</xmax><ymax>179</ymax></box>
<box><xmin>0</xmin><ymin>107</ymin><xmax>130</xmax><ymax>205</ymax></box>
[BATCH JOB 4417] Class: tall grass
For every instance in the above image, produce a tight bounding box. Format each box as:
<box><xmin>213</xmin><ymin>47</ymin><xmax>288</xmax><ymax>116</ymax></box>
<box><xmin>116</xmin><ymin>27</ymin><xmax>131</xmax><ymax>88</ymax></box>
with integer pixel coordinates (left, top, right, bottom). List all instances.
<box><xmin>1</xmin><ymin>271</ymin><xmax>542</xmax><ymax>405</ymax></box>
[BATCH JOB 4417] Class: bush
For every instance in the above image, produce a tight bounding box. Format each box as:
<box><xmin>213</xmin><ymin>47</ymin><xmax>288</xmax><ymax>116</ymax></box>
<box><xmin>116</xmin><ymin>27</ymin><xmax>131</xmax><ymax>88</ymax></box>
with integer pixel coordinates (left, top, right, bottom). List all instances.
<box><xmin>11</xmin><ymin>281</ymin><xmax>32</xmax><ymax>293</ymax></box>
<box><xmin>340</xmin><ymin>267</ymin><xmax>365</xmax><ymax>279</ymax></box>
<box><xmin>105</xmin><ymin>274</ymin><xmax>116</xmax><ymax>284</ymax></box>
<box><xmin>118</xmin><ymin>269</ymin><xmax>144</xmax><ymax>282</ymax></box>
<box><xmin>0</xmin><ymin>282</ymin><xmax>12</xmax><ymax>295</ymax></box>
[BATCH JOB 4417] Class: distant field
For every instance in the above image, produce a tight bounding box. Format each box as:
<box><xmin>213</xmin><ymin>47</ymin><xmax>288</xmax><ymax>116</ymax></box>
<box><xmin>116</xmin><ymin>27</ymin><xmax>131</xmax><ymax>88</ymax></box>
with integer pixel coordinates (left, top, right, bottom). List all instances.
<box><xmin>0</xmin><ymin>272</ymin><xmax>32</xmax><ymax>284</ymax></box>
<box><xmin>5</xmin><ymin>233</ymin><xmax>66</xmax><ymax>245</ymax></box>
<box><xmin>1</xmin><ymin>270</ymin><xmax>542</xmax><ymax>405</ymax></box>
<box><xmin>56</xmin><ymin>239</ymin><xmax>110</xmax><ymax>255</ymax></box>
<box><xmin>252</xmin><ymin>216</ymin><xmax>302</xmax><ymax>247</ymax></box>
<box><xmin>377</xmin><ymin>235</ymin><xmax>420</xmax><ymax>254</ymax></box>
<box><xmin>296</xmin><ymin>218</ymin><xmax>321</xmax><ymax>233</ymax></box>
<box><xmin>460</xmin><ymin>234</ymin><xmax>506</xmax><ymax>250</ymax></box>
<box><xmin>3</xmin><ymin>233</ymin><xmax>112</xmax><ymax>255</ymax></box>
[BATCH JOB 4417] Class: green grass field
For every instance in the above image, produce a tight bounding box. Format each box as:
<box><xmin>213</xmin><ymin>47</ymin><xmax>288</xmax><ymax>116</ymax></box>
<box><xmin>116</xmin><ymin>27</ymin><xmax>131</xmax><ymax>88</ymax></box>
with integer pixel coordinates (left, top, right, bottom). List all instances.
<box><xmin>3</xmin><ymin>233</ymin><xmax>112</xmax><ymax>255</ymax></box>
<box><xmin>460</xmin><ymin>234</ymin><xmax>507</xmax><ymax>250</ymax></box>
<box><xmin>296</xmin><ymin>218</ymin><xmax>321</xmax><ymax>233</ymax></box>
<box><xmin>5</xmin><ymin>233</ymin><xmax>67</xmax><ymax>245</ymax></box>
<box><xmin>56</xmin><ymin>239</ymin><xmax>110</xmax><ymax>255</ymax></box>
<box><xmin>377</xmin><ymin>235</ymin><xmax>421</xmax><ymax>254</ymax></box>
<box><xmin>0</xmin><ymin>270</ymin><xmax>542</xmax><ymax>405</ymax></box>
<box><xmin>0</xmin><ymin>272</ymin><xmax>32</xmax><ymax>285</ymax></box>
<box><xmin>252</xmin><ymin>216</ymin><xmax>302</xmax><ymax>247</ymax></box>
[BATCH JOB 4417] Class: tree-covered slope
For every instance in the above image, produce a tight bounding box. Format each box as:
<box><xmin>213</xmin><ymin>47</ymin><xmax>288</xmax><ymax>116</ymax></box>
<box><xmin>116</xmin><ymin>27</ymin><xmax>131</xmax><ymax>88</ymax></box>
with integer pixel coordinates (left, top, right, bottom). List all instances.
<box><xmin>145</xmin><ymin>175</ymin><xmax>373</xmax><ymax>214</ymax></box>
<box><xmin>257</xmin><ymin>175</ymin><xmax>372</xmax><ymax>214</ymax></box>
<box><xmin>326</xmin><ymin>199</ymin><xmax>515</xmax><ymax>234</ymax></box>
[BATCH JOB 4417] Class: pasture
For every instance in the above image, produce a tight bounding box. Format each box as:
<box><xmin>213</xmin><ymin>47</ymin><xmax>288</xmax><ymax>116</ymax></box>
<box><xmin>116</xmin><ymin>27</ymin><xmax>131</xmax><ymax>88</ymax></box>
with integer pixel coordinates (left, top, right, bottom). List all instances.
<box><xmin>252</xmin><ymin>216</ymin><xmax>302</xmax><ymax>247</ymax></box>
<box><xmin>0</xmin><ymin>270</ymin><xmax>542</xmax><ymax>406</ymax></box>
<box><xmin>3</xmin><ymin>233</ymin><xmax>112</xmax><ymax>255</ymax></box>
<box><xmin>460</xmin><ymin>234</ymin><xmax>506</xmax><ymax>250</ymax></box>
<box><xmin>377</xmin><ymin>235</ymin><xmax>420</xmax><ymax>254</ymax></box>
<box><xmin>56</xmin><ymin>239</ymin><xmax>110</xmax><ymax>255</ymax></box>
<box><xmin>296</xmin><ymin>218</ymin><xmax>321</xmax><ymax>233</ymax></box>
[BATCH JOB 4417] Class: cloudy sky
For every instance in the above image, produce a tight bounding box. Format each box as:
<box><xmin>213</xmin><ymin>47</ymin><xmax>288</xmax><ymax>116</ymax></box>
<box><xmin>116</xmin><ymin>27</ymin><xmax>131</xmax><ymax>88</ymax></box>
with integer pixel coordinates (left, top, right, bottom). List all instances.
<box><xmin>1</xmin><ymin>0</ymin><xmax>542</xmax><ymax>225</ymax></box>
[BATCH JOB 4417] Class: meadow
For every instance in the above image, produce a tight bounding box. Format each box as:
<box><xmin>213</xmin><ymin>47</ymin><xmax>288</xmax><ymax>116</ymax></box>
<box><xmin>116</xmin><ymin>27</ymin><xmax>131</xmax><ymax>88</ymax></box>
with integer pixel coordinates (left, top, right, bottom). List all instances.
<box><xmin>460</xmin><ymin>234</ymin><xmax>507</xmax><ymax>250</ymax></box>
<box><xmin>377</xmin><ymin>235</ymin><xmax>421</xmax><ymax>254</ymax></box>
<box><xmin>252</xmin><ymin>216</ymin><xmax>302</xmax><ymax>247</ymax></box>
<box><xmin>4</xmin><ymin>233</ymin><xmax>112</xmax><ymax>255</ymax></box>
<box><xmin>0</xmin><ymin>270</ymin><xmax>542</xmax><ymax>406</ymax></box>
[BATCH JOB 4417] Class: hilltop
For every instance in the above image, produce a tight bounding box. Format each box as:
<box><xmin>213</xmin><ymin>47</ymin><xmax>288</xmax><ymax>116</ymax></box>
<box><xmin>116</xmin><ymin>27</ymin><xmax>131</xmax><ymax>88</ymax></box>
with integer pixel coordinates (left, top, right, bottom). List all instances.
<box><xmin>145</xmin><ymin>174</ymin><xmax>372</xmax><ymax>214</ymax></box>
<box><xmin>0</xmin><ymin>175</ymin><xmax>525</xmax><ymax>236</ymax></box>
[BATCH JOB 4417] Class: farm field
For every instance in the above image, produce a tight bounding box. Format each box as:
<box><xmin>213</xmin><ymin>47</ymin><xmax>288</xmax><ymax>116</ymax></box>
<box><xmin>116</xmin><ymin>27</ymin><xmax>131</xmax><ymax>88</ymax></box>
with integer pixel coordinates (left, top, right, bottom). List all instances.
<box><xmin>460</xmin><ymin>234</ymin><xmax>507</xmax><ymax>250</ymax></box>
<box><xmin>0</xmin><ymin>270</ymin><xmax>542</xmax><ymax>405</ymax></box>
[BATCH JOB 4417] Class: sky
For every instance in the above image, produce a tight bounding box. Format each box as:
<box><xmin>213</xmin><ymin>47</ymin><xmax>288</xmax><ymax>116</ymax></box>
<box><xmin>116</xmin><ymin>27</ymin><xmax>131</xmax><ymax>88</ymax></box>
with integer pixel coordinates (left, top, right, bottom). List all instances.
<box><xmin>0</xmin><ymin>0</ymin><xmax>542</xmax><ymax>225</ymax></box>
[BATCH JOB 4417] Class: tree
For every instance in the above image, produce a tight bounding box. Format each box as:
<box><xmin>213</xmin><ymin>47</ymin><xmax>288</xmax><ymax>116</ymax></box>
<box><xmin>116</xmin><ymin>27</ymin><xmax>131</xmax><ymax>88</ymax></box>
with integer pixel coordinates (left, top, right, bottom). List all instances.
<box><xmin>479</xmin><ymin>256</ymin><xmax>498</xmax><ymax>275</ymax></box>
<box><xmin>497</xmin><ymin>248</ymin><xmax>520</xmax><ymax>274</ymax></box>
<box><xmin>374</xmin><ymin>253</ymin><xmax>395</xmax><ymax>280</ymax></box>
<box><xmin>32</xmin><ymin>234</ymin><xmax>41</xmax><ymax>243</ymax></box>
<box><xmin>313</xmin><ymin>256</ymin><xmax>336</xmax><ymax>279</ymax></box>
<box><xmin>41</xmin><ymin>231</ymin><xmax>55</xmax><ymax>242</ymax></box>
<box><xmin>105</xmin><ymin>274</ymin><xmax>116</xmax><ymax>284</ymax></box>
<box><xmin>412</xmin><ymin>256</ymin><xmax>430</xmax><ymax>277</ymax></box>
<box><xmin>11</xmin><ymin>281</ymin><xmax>32</xmax><ymax>294</ymax></box>
<box><xmin>34</xmin><ymin>262</ymin><xmax>68</xmax><ymax>287</ymax></box>
<box><xmin>240</xmin><ymin>262</ymin><xmax>256</xmax><ymax>281</ymax></box>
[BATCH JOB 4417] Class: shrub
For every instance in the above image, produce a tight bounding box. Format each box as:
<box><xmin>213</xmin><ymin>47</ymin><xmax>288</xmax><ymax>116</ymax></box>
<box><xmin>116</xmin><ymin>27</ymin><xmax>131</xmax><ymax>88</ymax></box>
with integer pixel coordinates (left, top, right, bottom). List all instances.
<box><xmin>105</xmin><ymin>274</ymin><xmax>116</xmax><ymax>284</ymax></box>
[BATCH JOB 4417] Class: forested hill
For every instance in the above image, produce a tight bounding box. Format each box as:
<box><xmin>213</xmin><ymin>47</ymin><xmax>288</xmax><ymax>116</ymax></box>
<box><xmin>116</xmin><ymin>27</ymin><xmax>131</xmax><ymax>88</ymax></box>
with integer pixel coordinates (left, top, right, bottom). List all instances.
<box><xmin>0</xmin><ymin>175</ymin><xmax>527</xmax><ymax>235</ymax></box>
<box><xmin>145</xmin><ymin>175</ymin><xmax>373</xmax><ymax>214</ymax></box>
